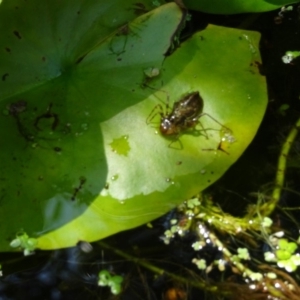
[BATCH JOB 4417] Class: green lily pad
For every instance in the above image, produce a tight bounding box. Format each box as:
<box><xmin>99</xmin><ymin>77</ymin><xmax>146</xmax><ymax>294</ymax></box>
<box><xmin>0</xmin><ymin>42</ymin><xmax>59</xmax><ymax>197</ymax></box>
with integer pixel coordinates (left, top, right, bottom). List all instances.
<box><xmin>0</xmin><ymin>1</ymin><xmax>267</xmax><ymax>251</ymax></box>
<box><xmin>184</xmin><ymin>0</ymin><xmax>298</xmax><ymax>14</ymax></box>
<box><xmin>37</xmin><ymin>26</ymin><xmax>267</xmax><ymax>249</ymax></box>
<box><xmin>0</xmin><ymin>0</ymin><xmax>183</xmax><ymax>251</ymax></box>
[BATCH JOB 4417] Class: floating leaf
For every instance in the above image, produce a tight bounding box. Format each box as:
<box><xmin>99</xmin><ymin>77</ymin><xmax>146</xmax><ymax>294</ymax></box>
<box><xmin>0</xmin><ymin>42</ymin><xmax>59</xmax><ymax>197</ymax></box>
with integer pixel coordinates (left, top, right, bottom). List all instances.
<box><xmin>0</xmin><ymin>0</ymin><xmax>267</xmax><ymax>251</ymax></box>
<box><xmin>184</xmin><ymin>0</ymin><xmax>298</xmax><ymax>14</ymax></box>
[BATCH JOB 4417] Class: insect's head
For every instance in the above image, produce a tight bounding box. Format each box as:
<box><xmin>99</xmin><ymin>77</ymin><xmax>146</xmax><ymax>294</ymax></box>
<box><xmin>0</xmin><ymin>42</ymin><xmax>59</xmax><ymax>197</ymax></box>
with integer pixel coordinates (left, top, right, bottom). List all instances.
<box><xmin>160</xmin><ymin>117</ymin><xmax>177</xmax><ymax>135</ymax></box>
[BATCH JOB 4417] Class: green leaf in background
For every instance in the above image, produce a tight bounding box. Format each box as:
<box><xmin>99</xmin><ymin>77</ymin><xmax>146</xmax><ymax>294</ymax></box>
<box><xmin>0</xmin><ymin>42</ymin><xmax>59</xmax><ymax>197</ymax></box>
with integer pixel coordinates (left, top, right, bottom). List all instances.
<box><xmin>0</xmin><ymin>0</ymin><xmax>183</xmax><ymax>251</ymax></box>
<box><xmin>0</xmin><ymin>0</ymin><xmax>267</xmax><ymax>251</ymax></box>
<box><xmin>183</xmin><ymin>0</ymin><xmax>298</xmax><ymax>14</ymax></box>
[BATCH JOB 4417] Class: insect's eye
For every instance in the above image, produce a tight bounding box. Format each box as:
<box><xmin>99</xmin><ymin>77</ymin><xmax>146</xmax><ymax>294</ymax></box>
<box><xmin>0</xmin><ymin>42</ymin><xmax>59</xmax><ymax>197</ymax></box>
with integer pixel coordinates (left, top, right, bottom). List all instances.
<box><xmin>161</xmin><ymin>118</ymin><xmax>170</xmax><ymax>128</ymax></box>
<box><xmin>160</xmin><ymin>118</ymin><xmax>173</xmax><ymax>135</ymax></box>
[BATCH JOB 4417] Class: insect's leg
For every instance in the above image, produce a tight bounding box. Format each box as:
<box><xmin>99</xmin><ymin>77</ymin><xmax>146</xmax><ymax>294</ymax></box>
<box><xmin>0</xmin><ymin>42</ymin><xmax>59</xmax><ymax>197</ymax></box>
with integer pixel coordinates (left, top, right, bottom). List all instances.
<box><xmin>168</xmin><ymin>136</ymin><xmax>183</xmax><ymax>150</ymax></box>
<box><xmin>143</xmin><ymin>83</ymin><xmax>171</xmax><ymax>112</ymax></box>
<box><xmin>202</xmin><ymin>141</ymin><xmax>230</xmax><ymax>155</ymax></box>
<box><xmin>164</xmin><ymin>91</ymin><xmax>171</xmax><ymax>115</ymax></box>
<box><xmin>199</xmin><ymin>113</ymin><xmax>231</xmax><ymax>132</ymax></box>
<box><xmin>146</xmin><ymin>104</ymin><xmax>164</xmax><ymax>124</ymax></box>
<box><xmin>195</xmin><ymin>119</ymin><xmax>209</xmax><ymax>139</ymax></box>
